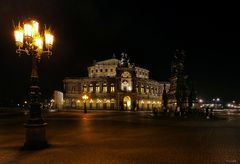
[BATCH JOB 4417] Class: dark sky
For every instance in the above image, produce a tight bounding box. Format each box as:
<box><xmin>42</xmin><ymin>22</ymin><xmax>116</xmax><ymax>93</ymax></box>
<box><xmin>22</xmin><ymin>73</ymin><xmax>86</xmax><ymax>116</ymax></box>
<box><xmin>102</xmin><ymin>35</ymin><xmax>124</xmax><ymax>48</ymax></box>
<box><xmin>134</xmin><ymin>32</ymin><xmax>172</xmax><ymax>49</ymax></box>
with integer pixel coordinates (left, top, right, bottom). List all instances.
<box><xmin>0</xmin><ymin>0</ymin><xmax>240</xmax><ymax>104</ymax></box>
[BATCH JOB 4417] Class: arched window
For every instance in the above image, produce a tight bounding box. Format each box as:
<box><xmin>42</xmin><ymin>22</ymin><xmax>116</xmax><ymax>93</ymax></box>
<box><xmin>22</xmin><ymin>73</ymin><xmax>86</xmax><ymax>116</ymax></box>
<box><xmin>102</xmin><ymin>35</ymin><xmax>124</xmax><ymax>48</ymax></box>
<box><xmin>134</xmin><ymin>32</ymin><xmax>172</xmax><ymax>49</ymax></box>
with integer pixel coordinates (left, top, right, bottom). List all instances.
<box><xmin>103</xmin><ymin>83</ymin><xmax>107</xmax><ymax>93</ymax></box>
<box><xmin>83</xmin><ymin>84</ymin><xmax>87</xmax><ymax>92</ymax></box>
<box><xmin>110</xmin><ymin>83</ymin><xmax>115</xmax><ymax>92</ymax></box>
<box><xmin>110</xmin><ymin>99</ymin><xmax>115</xmax><ymax>109</ymax></box>
<box><xmin>121</xmin><ymin>71</ymin><xmax>132</xmax><ymax>91</ymax></box>
<box><xmin>151</xmin><ymin>87</ymin><xmax>154</xmax><ymax>94</ymax></box>
<box><xmin>89</xmin><ymin>84</ymin><xmax>93</xmax><ymax>93</ymax></box>
<box><xmin>122</xmin><ymin>80</ymin><xmax>129</xmax><ymax>91</ymax></box>
<box><xmin>141</xmin><ymin>85</ymin><xmax>144</xmax><ymax>93</ymax></box>
<box><xmin>96</xmin><ymin>84</ymin><xmax>100</xmax><ymax>93</ymax></box>
<box><xmin>146</xmin><ymin>86</ymin><xmax>149</xmax><ymax>93</ymax></box>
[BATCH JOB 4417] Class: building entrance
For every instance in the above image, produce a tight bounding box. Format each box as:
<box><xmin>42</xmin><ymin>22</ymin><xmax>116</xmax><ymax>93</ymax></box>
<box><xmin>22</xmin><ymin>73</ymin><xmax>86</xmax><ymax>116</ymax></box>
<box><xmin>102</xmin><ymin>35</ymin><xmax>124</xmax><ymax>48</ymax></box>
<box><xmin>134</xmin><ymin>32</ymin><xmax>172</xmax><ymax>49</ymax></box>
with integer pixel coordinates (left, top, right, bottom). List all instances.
<box><xmin>123</xmin><ymin>96</ymin><xmax>131</xmax><ymax>110</ymax></box>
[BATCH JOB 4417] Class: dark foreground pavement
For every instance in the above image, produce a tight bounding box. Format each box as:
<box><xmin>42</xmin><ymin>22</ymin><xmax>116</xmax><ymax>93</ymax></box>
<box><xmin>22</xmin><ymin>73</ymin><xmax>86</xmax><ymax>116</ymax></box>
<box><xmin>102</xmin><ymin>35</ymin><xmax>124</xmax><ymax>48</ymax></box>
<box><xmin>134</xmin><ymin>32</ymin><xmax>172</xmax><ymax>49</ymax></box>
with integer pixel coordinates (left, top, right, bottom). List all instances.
<box><xmin>0</xmin><ymin>110</ymin><xmax>240</xmax><ymax>164</ymax></box>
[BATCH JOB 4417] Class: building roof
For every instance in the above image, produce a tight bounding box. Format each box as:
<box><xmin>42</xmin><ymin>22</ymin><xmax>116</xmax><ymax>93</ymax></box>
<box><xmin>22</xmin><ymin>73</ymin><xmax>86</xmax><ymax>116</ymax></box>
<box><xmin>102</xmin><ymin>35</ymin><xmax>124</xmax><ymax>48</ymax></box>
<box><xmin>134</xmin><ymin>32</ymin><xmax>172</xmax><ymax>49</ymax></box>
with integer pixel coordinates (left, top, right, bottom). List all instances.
<box><xmin>95</xmin><ymin>59</ymin><xmax>119</xmax><ymax>66</ymax></box>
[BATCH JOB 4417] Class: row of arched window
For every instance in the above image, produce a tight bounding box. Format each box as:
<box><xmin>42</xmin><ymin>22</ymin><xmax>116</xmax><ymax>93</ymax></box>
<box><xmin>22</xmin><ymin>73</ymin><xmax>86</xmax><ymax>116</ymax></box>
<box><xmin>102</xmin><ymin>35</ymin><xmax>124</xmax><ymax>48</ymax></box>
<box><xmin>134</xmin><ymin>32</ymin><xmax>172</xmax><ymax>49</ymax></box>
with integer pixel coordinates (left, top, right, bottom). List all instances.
<box><xmin>136</xmin><ymin>84</ymin><xmax>161</xmax><ymax>95</ymax></box>
<box><xmin>68</xmin><ymin>82</ymin><xmax>162</xmax><ymax>95</ymax></box>
<box><xmin>70</xmin><ymin>83</ymin><xmax>115</xmax><ymax>93</ymax></box>
<box><xmin>90</xmin><ymin>68</ymin><xmax>114</xmax><ymax>73</ymax></box>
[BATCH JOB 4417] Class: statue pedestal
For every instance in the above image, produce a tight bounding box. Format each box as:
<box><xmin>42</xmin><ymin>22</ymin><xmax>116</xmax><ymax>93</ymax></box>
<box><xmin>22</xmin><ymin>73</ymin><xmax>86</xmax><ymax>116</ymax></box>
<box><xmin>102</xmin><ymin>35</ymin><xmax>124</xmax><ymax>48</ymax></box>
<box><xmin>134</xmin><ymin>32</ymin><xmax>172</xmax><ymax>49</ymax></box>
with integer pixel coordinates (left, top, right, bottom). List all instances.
<box><xmin>23</xmin><ymin>123</ymin><xmax>48</xmax><ymax>150</ymax></box>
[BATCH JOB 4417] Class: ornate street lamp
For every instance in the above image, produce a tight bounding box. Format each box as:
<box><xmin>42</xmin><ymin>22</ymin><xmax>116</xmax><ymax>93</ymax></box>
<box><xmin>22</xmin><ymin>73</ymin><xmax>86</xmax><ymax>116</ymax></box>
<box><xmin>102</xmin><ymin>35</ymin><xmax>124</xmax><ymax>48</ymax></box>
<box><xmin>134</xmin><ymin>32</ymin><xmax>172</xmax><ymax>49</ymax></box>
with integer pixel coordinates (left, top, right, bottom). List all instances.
<box><xmin>14</xmin><ymin>19</ymin><xmax>54</xmax><ymax>149</ymax></box>
<box><xmin>82</xmin><ymin>95</ymin><xmax>89</xmax><ymax>113</ymax></box>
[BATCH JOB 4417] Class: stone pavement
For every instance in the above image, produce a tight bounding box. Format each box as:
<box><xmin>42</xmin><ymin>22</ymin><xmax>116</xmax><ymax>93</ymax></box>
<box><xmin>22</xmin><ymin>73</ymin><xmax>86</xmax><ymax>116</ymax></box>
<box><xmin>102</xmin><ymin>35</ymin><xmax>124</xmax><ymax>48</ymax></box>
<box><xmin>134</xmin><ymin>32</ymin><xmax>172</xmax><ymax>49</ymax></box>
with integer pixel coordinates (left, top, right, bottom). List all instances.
<box><xmin>0</xmin><ymin>110</ymin><xmax>240</xmax><ymax>164</ymax></box>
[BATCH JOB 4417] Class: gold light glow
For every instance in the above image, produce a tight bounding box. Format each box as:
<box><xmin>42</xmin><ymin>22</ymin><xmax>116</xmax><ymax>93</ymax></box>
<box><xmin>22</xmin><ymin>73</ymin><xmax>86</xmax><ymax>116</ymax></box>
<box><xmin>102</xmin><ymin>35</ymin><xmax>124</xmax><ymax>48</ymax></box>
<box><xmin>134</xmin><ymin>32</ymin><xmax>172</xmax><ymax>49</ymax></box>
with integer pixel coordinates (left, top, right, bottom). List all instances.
<box><xmin>32</xmin><ymin>20</ymin><xmax>39</xmax><ymax>34</ymax></box>
<box><xmin>127</xmin><ymin>101</ymin><xmax>131</xmax><ymax>107</ymax></box>
<box><xmin>82</xmin><ymin>95</ymin><xmax>89</xmax><ymax>101</ymax></box>
<box><xmin>14</xmin><ymin>19</ymin><xmax>54</xmax><ymax>57</ymax></box>
<box><xmin>24</xmin><ymin>23</ymin><xmax>34</xmax><ymax>37</ymax></box>
<box><xmin>34</xmin><ymin>36</ymin><xmax>43</xmax><ymax>50</ymax></box>
<box><xmin>45</xmin><ymin>32</ymin><xmax>54</xmax><ymax>48</ymax></box>
<box><xmin>14</xmin><ymin>30</ymin><xmax>24</xmax><ymax>45</ymax></box>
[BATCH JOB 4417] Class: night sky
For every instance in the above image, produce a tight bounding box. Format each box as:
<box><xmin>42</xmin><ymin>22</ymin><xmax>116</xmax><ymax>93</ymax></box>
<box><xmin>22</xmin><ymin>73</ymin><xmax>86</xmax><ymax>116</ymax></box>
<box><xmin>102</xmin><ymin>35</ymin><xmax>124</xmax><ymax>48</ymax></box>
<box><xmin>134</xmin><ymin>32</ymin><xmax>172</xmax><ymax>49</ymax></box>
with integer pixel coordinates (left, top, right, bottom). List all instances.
<box><xmin>0</xmin><ymin>0</ymin><xmax>240</xmax><ymax>104</ymax></box>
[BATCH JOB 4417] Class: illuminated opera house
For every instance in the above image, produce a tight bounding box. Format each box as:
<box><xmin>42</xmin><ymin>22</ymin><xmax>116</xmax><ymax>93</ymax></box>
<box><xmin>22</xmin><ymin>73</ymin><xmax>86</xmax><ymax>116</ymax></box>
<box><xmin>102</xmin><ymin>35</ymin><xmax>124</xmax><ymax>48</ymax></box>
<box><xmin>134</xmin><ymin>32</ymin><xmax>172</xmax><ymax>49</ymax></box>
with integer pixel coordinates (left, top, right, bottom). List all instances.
<box><xmin>63</xmin><ymin>53</ymin><xmax>170</xmax><ymax>110</ymax></box>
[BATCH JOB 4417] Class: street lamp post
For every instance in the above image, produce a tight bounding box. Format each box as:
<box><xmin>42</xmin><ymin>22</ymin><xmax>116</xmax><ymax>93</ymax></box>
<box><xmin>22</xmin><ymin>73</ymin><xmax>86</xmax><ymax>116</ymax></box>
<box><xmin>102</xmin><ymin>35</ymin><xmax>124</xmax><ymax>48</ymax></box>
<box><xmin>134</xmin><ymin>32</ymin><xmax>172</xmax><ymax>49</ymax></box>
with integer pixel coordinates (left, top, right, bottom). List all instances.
<box><xmin>14</xmin><ymin>19</ymin><xmax>54</xmax><ymax>149</ymax></box>
<box><xmin>82</xmin><ymin>95</ymin><xmax>89</xmax><ymax>113</ymax></box>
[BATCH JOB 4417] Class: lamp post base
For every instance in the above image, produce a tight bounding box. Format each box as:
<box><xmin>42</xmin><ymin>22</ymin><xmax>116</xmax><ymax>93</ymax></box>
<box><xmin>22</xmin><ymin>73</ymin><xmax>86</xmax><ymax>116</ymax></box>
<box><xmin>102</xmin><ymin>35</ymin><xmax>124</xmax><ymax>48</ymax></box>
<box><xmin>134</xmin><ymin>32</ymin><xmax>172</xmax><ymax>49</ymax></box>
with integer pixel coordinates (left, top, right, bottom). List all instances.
<box><xmin>23</xmin><ymin>122</ymin><xmax>49</xmax><ymax>150</ymax></box>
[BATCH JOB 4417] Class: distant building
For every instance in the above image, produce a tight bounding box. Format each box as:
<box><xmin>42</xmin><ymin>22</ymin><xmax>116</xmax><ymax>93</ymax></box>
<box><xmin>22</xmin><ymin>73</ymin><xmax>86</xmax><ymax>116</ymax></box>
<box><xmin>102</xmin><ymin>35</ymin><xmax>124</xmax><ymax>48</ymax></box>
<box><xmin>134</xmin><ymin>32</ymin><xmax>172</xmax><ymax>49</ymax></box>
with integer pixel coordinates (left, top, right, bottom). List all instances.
<box><xmin>63</xmin><ymin>53</ymin><xmax>170</xmax><ymax>110</ymax></box>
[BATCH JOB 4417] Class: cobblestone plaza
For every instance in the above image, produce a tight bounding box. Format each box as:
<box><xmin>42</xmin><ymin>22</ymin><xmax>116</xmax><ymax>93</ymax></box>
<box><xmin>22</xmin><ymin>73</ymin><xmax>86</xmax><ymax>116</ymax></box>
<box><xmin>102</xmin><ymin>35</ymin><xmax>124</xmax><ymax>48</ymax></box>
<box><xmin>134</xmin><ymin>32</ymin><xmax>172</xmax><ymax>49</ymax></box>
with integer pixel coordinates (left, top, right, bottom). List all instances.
<box><xmin>1</xmin><ymin>110</ymin><xmax>240</xmax><ymax>163</ymax></box>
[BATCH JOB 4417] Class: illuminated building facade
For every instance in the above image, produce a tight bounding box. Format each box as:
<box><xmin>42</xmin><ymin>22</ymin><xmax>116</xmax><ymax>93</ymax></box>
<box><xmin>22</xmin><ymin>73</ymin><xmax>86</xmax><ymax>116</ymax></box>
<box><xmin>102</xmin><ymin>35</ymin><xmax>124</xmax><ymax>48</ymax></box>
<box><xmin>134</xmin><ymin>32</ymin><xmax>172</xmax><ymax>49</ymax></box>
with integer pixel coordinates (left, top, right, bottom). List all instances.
<box><xmin>63</xmin><ymin>53</ymin><xmax>170</xmax><ymax>110</ymax></box>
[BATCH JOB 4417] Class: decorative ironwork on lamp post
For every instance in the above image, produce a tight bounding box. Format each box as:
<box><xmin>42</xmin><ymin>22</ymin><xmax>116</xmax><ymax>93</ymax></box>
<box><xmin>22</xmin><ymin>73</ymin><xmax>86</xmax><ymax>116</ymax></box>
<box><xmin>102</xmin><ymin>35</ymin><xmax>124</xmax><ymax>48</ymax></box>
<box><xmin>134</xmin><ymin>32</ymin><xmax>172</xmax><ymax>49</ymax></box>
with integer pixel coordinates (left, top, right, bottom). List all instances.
<box><xmin>14</xmin><ymin>19</ymin><xmax>54</xmax><ymax>149</ymax></box>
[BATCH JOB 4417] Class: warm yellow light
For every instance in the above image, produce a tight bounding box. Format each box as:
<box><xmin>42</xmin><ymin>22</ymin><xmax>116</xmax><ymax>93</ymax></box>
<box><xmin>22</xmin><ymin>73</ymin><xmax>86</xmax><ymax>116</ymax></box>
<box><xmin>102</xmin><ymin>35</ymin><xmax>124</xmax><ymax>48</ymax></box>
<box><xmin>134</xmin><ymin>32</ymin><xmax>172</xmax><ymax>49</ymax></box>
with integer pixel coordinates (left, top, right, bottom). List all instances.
<box><xmin>127</xmin><ymin>101</ymin><xmax>131</xmax><ymax>107</ymax></box>
<box><xmin>24</xmin><ymin>23</ymin><xmax>34</xmax><ymax>37</ymax></box>
<box><xmin>14</xmin><ymin>30</ymin><xmax>23</xmax><ymax>45</ymax></box>
<box><xmin>128</xmin><ymin>86</ymin><xmax>132</xmax><ymax>91</ymax></box>
<box><xmin>32</xmin><ymin>20</ymin><xmax>39</xmax><ymax>34</ymax></box>
<box><xmin>45</xmin><ymin>32</ymin><xmax>54</xmax><ymax>48</ymax></box>
<box><xmin>34</xmin><ymin>36</ymin><xmax>43</xmax><ymax>50</ymax></box>
<box><xmin>82</xmin><ymin>95</ymin><xmax>89</xmax><ymax>101</ymax></box>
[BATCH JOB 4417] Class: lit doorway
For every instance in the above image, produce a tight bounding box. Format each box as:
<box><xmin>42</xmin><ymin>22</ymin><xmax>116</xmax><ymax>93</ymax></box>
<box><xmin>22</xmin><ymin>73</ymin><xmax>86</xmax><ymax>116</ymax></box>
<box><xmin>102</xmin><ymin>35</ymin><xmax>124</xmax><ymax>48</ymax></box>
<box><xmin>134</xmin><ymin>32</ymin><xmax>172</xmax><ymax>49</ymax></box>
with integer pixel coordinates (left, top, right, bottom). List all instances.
<box><xmin>123</xmin><ymin>96</ymin><xmax>131</xmax><ymax>110</ymax></box>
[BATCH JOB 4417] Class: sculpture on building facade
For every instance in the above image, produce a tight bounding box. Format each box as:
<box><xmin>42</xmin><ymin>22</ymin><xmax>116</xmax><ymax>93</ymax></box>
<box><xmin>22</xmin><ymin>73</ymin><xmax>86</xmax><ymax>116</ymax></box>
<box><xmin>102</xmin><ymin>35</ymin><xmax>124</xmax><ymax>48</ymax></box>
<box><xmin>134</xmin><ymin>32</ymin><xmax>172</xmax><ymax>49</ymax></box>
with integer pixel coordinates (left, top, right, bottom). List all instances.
<box><xmin>119</xmin><ymin>53</ymin><xmax>130</xmax><ymax>67</ymax></box>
